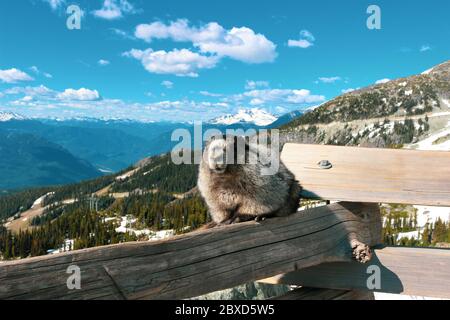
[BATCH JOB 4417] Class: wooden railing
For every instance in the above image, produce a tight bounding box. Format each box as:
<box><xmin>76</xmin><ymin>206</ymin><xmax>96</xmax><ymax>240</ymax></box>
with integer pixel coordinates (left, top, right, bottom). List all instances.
<box><xmin>1</xmin><ymin>144</ymin><xmax>449</xmax><ymax>300</ymax></box>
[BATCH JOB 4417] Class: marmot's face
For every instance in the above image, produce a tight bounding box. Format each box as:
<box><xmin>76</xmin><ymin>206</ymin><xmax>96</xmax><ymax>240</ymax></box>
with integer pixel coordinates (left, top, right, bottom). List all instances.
<box><xmin>207</xmin><ymin>139</ymin><xmax>228</xmax><ymax>174</ymax></box>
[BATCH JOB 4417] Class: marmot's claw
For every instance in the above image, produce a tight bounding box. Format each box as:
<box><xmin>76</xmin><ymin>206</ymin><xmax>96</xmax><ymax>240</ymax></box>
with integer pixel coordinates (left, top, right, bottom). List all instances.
<box><xmin>254</xmin><ymin>216</ymin><xmax>266</xmax><ymax>222</ymax></box>
<box><xmin>351</xmin><ymin>240</ymin><xmax>372</xmax><ymax>263</ymax></box>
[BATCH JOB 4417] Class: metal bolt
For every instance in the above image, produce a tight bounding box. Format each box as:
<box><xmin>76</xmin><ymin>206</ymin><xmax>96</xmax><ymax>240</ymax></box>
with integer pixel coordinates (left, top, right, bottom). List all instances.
<box><xmin>318</xmin><ymin>160</ymin><xmax>332</xmax><ymax>169</ymax></box>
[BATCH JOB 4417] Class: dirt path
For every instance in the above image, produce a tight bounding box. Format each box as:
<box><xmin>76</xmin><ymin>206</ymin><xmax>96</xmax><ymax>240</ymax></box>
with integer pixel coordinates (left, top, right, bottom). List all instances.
<box><xmin>296</xmin><ymin>111</ymin><xmax>450</xmax><ymax>130</ymax></box>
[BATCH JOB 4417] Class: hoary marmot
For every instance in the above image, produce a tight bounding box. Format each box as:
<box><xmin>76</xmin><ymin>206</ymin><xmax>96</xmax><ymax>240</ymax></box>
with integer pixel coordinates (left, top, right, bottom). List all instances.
<box><xmin>198</xmin><ymin>135</ymin><xmax>301</xmax><ymax>225</ymax></box>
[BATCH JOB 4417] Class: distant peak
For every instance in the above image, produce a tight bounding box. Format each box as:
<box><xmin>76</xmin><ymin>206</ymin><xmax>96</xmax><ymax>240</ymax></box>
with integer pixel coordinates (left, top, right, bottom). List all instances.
<box><xmin>0</xmin><ymin>111</ymin><xmax>26</xmax><ymax>122</ymax></box>
<box><xmin>210</xmin><ymin>108</ymin><xmax>277</xmax><ymax>126</ymax></box>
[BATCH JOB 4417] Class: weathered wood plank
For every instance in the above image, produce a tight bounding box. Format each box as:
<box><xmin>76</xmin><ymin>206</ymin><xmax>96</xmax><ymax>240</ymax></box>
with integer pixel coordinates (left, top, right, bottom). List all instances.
<box><xmin>0</xmin><ymin>202</ymin><xmax>381</xmax><ymax>300</ymax></box>
<box><xmin>281</xmin><ymin>143</ymin><xmax>450</xmax><ymax>206</ymax></box>
<box><xmin>261</xmin><ymin>246</ymin><xmax>450</xmax><ymax>299</ymax></box>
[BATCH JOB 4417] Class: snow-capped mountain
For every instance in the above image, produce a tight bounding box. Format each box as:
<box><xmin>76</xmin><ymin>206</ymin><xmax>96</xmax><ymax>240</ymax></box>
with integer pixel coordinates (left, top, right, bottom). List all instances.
<box><xmin>210</xmin><ymin>108</ymin><xmax>277</xmax><ymax>126</ymax></box>
<box><xmin>0</xmin><ymin>111</ymin><xmax>26</xmax><ymax>122</ymax></box>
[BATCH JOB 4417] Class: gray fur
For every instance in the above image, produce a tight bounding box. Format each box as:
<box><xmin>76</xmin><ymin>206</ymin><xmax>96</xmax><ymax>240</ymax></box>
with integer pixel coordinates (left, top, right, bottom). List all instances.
<box><xmin>198</xmin><ymin>136</ymin><xmax>301</xmax><ymax>225</ymax></box>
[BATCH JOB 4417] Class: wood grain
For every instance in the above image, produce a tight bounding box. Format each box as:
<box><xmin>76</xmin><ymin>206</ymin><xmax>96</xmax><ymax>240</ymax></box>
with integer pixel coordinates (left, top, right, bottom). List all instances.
<box><xmin>261</xmin><ymin>246</ymin><xmax>450</xmax><ymax>299</ymax></box>
<box><xmin>0</xmin><ymin>202</ymin><xmax>381</xmax><ymax>300</ymax></box>
<box><xmin>281</xmin><ymin>143</ymin><xmax>450</xmax><ymax>206</ymax></box>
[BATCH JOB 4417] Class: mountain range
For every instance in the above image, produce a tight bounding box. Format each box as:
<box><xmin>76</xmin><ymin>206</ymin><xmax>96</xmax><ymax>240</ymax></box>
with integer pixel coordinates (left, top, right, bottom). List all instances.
<box><xmin>0</xmin><ymin>108</ymin><xmax>303</xmax><ymax>190</ymax></box>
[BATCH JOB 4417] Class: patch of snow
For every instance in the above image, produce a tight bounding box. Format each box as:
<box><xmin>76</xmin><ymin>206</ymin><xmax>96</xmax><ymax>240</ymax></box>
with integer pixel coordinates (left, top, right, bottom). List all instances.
<box><xmin>115</xmin><ymin>216</ymin><xmax>137</xmax><ymax>234</ymax></box>
<box><xmin>396</xmin><ymin>230</ymin><xmax>420</xmax><ymax>241</ymax></box>
<box><xmin>399</xmin><ymin>81</ymin><xmax>407</xmax><ymax>87</ymax></box>
<box><xmin>414</xmin><ymin>205</ymin><xmax>450</xmax><ymax>227</ymax></box>
<box><xmin>116</xmin><ymin>168</ymin><xmax>139</xmax><ymax>181</ymax></box>
<box><xmin>48</xmin><ymin>239</ymin><xmax>74</xmax><ymax>254</ymax></box>
<box><xmin>441</xmin><ymin>99</ymin><xmax>450</xmax><ymax>109</ymax></box>
<box><xmin>421</xmin><ymin>67</ymin><xmax>434</xmax><ymax>75</ymax></box>
<box><xmin>414</xmin><ymin>104</ymin><xmax>425</xmax><ymax>110</ymax></box>
<box><xmin>405</xmin><ymin>90</ymin><xmax>413</xmax><ymax>96</ymax></box>
<box><xmin>114</xmin><ymin>215</ymin><xmax>178</xmax><ymax>240</ymax></box>
<box><xmin>31</xmin><ymin>192</ymin><xmax>55</xmax><ymax>209</ymax></box>
<box><xmin>149</xmin><ymin>229</ymin><xmax>176</xmax><ymax>241</ymax></box>
<box><xmin>411</xmin><ymin>121</ymin><xmax>450</xmax><ymax>151</ymax></box>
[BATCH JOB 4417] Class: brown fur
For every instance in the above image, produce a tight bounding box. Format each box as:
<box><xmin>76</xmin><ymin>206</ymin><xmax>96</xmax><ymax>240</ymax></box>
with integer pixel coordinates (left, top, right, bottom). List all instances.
<box><xmin>197</xmin><ymin>136</ymin><xmax>301</xmax><ymax>225</ymax></box>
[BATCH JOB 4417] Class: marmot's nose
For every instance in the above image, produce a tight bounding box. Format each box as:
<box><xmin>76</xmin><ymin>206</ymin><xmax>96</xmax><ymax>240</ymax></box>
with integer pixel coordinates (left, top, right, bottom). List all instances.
<box><xmin>213</xmin><ymin>163</ymin><xmax>226</xmax><ymax>173</ymax></box>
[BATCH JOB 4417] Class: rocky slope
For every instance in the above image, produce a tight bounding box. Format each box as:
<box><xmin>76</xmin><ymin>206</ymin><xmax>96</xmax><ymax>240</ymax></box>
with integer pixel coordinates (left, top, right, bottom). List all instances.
<box><xmin>281</xmin><ymin>60</ymin><xmax>450</xmax><ymax>148</ymax></box>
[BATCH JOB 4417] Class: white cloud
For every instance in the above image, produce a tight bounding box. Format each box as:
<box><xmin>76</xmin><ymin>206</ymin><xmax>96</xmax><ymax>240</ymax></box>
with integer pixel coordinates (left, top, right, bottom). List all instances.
<box><xmin>375</xmin><ymin>78</ymin><xmax>390</xmax><ymax>84</ymax></box>
<box><xmin>2</xmin><ymin>84</ymin><xmax>325</xmax><ymax>122</ymax></box>
<box><xmin>249</xmin><ymin>98</ymin><xmax>265</xmax><ymax>106</ymax></box>
<box><xmin>57</xmin><ymin>88</ymin><xmax>100</xmax><ymax>101</ymax></box>
<box><xmin>134</xmin><ymin>19</ymin><xmax>277</xmax><ymax>64</ymax></box>
<box><xmin>110</xmin><ymin>28</ymin><xmax>135</xmax><ymax>40</ymax></box>
<box><xmin>245</xmin><ymin>80</ymin><xmax>269</xmax><ymax>90</ymax></box>
<box><xmin>21</xmin><ymin>96</ymin><xmax>34</xmax><ymax>102</ymax></box>
<box><xmin>420</xmin><ymin>45</ymin><xmax>431</xmax><ymax>52</ymax></box>
<box><xmin>161</xmin><ymin>80</ymin><xmax>174</xmax><ymax>89</ymax></box>
<box><xmin>238</xmin><ymin>88</ymin><xmax>325</xmax><ymax>106</ymax></box>
<box><xmin>317</xmin><ymin>76</ymin><xmax>341</xmax><ymax>84</ymax></box>
<box><xmin>123</xmin><ymin>48</ymin><xmax>218</xmax><ymax>77</ymax></box>
<box><xmin>29</xmin><ymin>66</ymin><xmax>53</xmax><ymax>78</ymax></box>
<box><xmin>288</xmin><ymin>30</ymin><xmax>315</xmax><ymax>48</ymax></box>
<box><xmin>288</xmin><ymin>39</ymin><xmax>313</xmax><ymax>49</ymax></box>
<box><xmin>42</xmin><ymin>0</ymin><xmax>65</xmax><ymax>10</ymax></box>
<box><xmin>341</xmin><ymin>88</ymin><xmax>359</xmax><ymax>94</ymax></box>
<box><xmin>98</xmin><ymin>59</ymin><xmax>110</xmax><ymax>66</ymax></box>
<box><xmin>285</xmin><ymin>89</ymin><xmax>326</xmax><ymax>104</ymax></box>
<box><xmin>92</xmin><ymin>0</ymin><xmax>137</xmax><ymax>20</ymax></box>
<box><xmin>200</xmin><ymin>91</ymin><xmax>223</xmax><ymax>97</ymax></box>
<box><xmin>0</xmin><ymin>68</ymin><xmax>34</xmax><ymax>83</ymax></box>
<box><xmin>198</xmin><ymin>27</ymin><xmax>277</xmax><ymax>63</ymax></box>
<box><xmin>30</xmin><ymin>66</ymin><xmax>40</xmax><ymax>74</ymax></box>
<box><xmin>275</xmin><ymin>106</ymin><xmax>288</xmax><ymax>113</ymax></box>
<box><xmin>4</xmin><ymin>85</ymin><xmax>54</xmax><ymax>97</ymax></box>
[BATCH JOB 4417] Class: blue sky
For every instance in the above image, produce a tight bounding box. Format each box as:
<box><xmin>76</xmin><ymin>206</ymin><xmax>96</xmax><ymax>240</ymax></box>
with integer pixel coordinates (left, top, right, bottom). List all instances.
<box><xmin>0</xmin><ymin>0</ymin><xmax>449</xmax><ymax>122</ymax></box>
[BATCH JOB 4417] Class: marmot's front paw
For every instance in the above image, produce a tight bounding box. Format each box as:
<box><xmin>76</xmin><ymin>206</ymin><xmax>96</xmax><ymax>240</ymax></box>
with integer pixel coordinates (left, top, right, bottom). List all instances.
<box><xmin>351</xmin><ymin>240</ymin><xmax>372</xmax><ymax>263</ymax></box>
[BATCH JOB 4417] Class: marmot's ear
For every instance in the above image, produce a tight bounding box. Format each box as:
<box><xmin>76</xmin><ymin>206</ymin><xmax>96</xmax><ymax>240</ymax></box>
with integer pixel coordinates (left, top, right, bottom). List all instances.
<box><xmin>205</xmin><ymin>134</ymin><xmax>226</xmax><ymax>148</ymax></box>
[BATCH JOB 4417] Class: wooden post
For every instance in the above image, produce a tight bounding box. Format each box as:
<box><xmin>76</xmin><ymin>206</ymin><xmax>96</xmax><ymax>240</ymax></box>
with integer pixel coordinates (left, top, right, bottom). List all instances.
<box><xmin>260</xmin><ymin>246</ymin><xmax>450</xmax><ymax>300</ymax></box>
<box><xmin>0</xmin><ymin>202</ymin><xmax>381</xmax><ymax>300</ymax></box>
